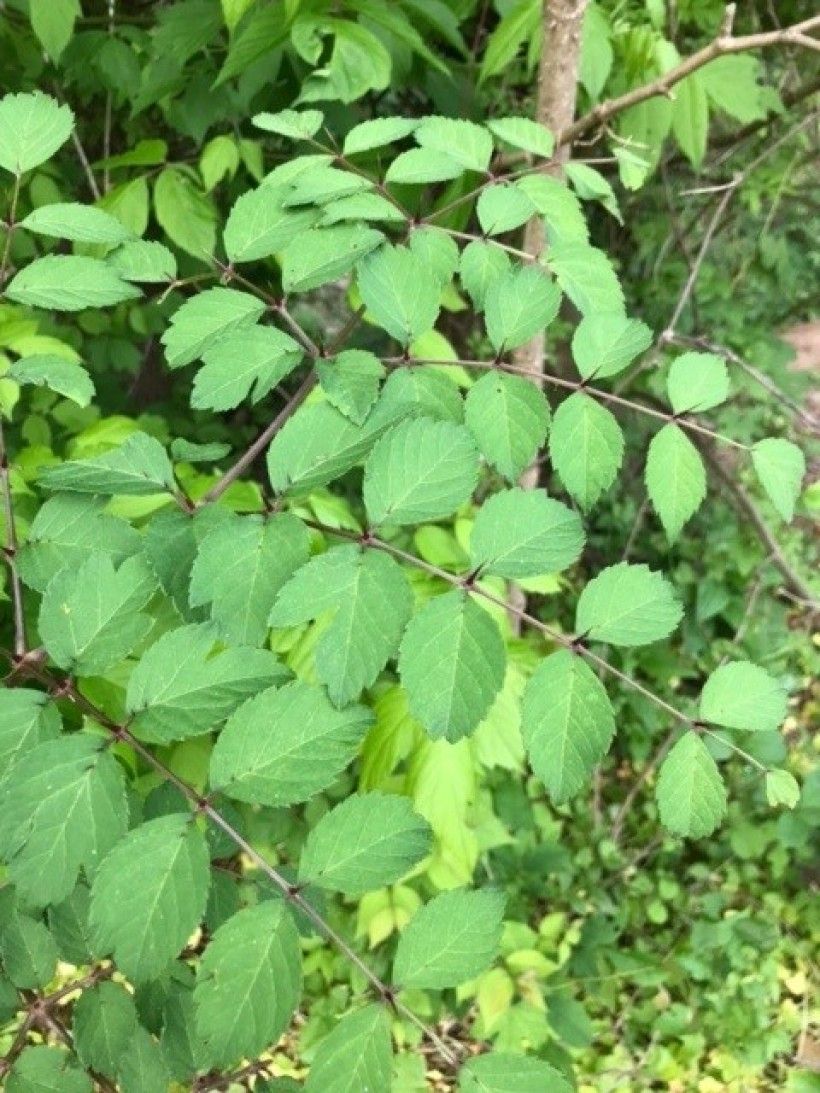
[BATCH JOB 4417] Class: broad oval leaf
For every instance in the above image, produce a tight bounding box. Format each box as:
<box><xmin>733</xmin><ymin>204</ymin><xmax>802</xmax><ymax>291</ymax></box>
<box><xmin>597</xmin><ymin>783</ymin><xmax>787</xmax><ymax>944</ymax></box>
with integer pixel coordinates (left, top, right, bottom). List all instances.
<box><xmin>5</xmin><ymin>255</ymin><xmax>141</xmax><ymax>311</ymax></box>
<box><xmin>464</xmin><ymin>372</ymin><xmax>550</xmax><ymax>483</ymax></box>
<box><xmin>666</xmin><ymin>351</ymin><xmax>729</xmax><ymax>413</ymax></box>
<box><xmin>459</xmin><ymin>1052</ymin><xmax>573</xmax><ymax>1093</ymax></box>
<box><xmin>656</xmin><ymin>732</ymin><xmax>726</xmax><ymax>838</ymax></box>
<box><xmin>645</xmin><ymin>423</ymin><xmax>706</xmax><ymax>542</ymax></box>
<box><xmin>575</xmin><ymin>562</ymin><xmax>682</xmax><ymax>646</ymax></box>
<box><xmin>751</xmin><ymin>437</ymin><xmax>805</xmax><ymax>522</ymax></box>
<box><xmin>0</xmin><ymin>91</ymin><xmax>74</xmax><ymax>175</ymax></box>
<box><xmin>484</xmin><ymin>265</ymin><xmax>561</xmax><ymax>353</ymax></box>
<box><xmin>699</xmin><ymin>661</ymin><xmax>787</xmax><ymax>733</ymax></box>
<box><xmin>469</xmin><ymin>488</ymin><xmax>584</xmax><ymax>578</ymax></box>
<box><xmin>548</xmin><ymin>392</ymin><xmax>624</xmax><ymax>510</ymax></box>
<box><xmin>305</xmin><ymin>1004</ymin><xmax>392</xmax><ymax>1093</ymax></box>
<box><xmin>571</xmin><ymin>312</ymin><xmax>652</xmax><ymax>380</ymax></box>
<box><xmin>21</xmin><ymin>202</ymin><xmax>132</xmax><ymax>245</ymax></box>
<box><xmin>39</xmin><ymin>431</ymin><xmax>176</xmax><ymax>497</ymax></box>
<box><xmin>161</xmin><ymin>288</ymin><xmax>265</xmax><ymax>370</ymax></box>
<box><xmin>357</xmin><ymin>244</ymin><xmax>441</xmax><ymax>346</ymax></box>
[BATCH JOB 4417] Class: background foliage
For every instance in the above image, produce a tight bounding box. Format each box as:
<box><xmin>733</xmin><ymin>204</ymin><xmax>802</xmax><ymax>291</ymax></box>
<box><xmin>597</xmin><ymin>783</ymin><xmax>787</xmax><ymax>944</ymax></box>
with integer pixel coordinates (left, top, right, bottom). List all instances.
<box><xmin>0</xmin><ymin>1</ymin><xmax>818</xmax><ymax>1090</ymax></box>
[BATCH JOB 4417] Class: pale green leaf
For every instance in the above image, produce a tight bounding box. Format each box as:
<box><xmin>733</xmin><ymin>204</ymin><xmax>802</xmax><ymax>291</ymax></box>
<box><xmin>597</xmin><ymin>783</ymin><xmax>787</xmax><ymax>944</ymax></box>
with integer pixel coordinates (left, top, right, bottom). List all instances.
<box><xmin>108</xmin><ymin>240</ymin><xmax>177</xmax><ymax>283</ymax></box>
<box><xmin>127</xmin><ymin>623</ymin><xmax>285</xmax><ymax>744</ymax></box>
<box><xmin>671</xmin><ymin>72</ymin><xmax>709</xmax><ymax>166</ymax></box>
<box><xmin>317</xmin><ymin>349</ymin><xmax>384</xmax><ymax>424</ymax></box>
<box><xmin>284</xmin><ymin>164</ymin><xmax>372</xmax><ymax>207</ymax></box>
<box><xmin>193</xmin><ymin>325</ymin><xmax>303</xmax><ymax>411</ymax></box>
<box><xmin>392</xmin><ymin>888</ymin><xmax>505</xmax><ymax>988</ymax></box>
<box><xmin>459</xmin><ymin>1052</ymin><xmax>573</xmax><ymax>1093</ymax></box>
<box><xmin>415</xmin><ymin>117</ymin><xmax>493</xmax><ymax>172</ymax></box>
<box><xmin>517</xmin><ymin>174</ymin><xmax>589</xmax><ymax>245</ymax></box>
<box><xmin>320</xmin><ymin>191</ymin><xmax>405</xmax><ymax>226</ymax></box>
<box><xmin>484</xmin><ymin>265</ymin><xmax>561</xmax><ymax>352</ymax></box>
<box><xmin>253</xmin><ymin>108</ymin><xmax>324</xmax><ymax>140</ymax></box>
<box><xmin>765</xmin><ymin>769</ymin><xmax>800</xmax><ymax>809</ymax></box>
<box><xmin>571</xmin><ymin>313</ymin><xmax>652</xmax><ymax>380</ymax></box>
<box><xmin>385</xmin><ymin>147</ymin><xmax>464</xmax><ymax>184</ymax></box>
<box><xmin>21</xmin><ymin>202</ymin><xmax>131</xmax><ymax>245</ymax></box>
<box><xmin>548</xmin><ymin>391</ymin><xmax>624</xmax><ymax>510</ymax></box>
<box><xmin>701</xmin><ymin>56</ymin><xmax>767</xmax><ymax>123</ymax></box>
<box><xmin>223</xmin><ymin>185</ymin><xmax>319</xmax><ymax>263</ymax></box>
<box><xmin>17</xmin><ymin>494</ymin><xmax>140</xmax><ymax>593</ymax></box>
<box><xmin>8</xmin><ymin>354</ymin><xmax>94</xmax><ymax>406</ymax></box>
<box><xmin>666</xmin><ymin>351</ymin><xmax>730</xmax><ymax>413</ymax></box>
<box><xmin>464</xmin><ymin>372</ymin><xmax>549</xmax><ymax>481</ymax></box>
<box><xmin>161</xmin><ymin>288</ymin><xmax>265</xmax><ymax>369</ymax></box>
<box><xmin>459</xmin><ymin>240</ymin><xmax>511</xmax><ymax>311</ymax></box>
<box><xmin>90</xmin><ymin>815</ymin><xmax>210</xmax><ymax>982</ymax></box>
<box><xmin>195</xmin><ymin>903</ymin><xmax>301</xmax><ymax>1068</ymax></box>
<box><xmin>39</xmin><ymin>432</ymin><xmax>176</xmax><ymax>496</ymax></box>
<box><xmin>0</xmin><ymin>689</ymin><xmax>60</xmax><ymax>774</ymax></box>
<box><xmin>575</xmin><ymin>562</ymin><xmax>682</xmax><ymax>646</ymax></box>
<box><xmin>189</xmin><ymin>512</ymin><xmax>310</xmax><ymax>646</ymax></box>
<box><xmin>476</xmin><ymin>184</ymin><xmax>536</xmax><ymax>235</ymax></box>
<box><xmin>281</xmin><ymin>225</ymin><xmax>382</xmax><ymax>293</ymax></box>
<box><xmin>39</xmin><ymin>553</ymin><xmax>156</xmax><ymax>674</ymax></box>
<box><xmin>305</xmin><ymin>1005</ymin><xmax>392</xmax><ymax>1093</ymax></box>
<box><xmin>363</xmin><ymin>417</ymin><xmax>479</xmax><ymax>526</ymax></box>
<box><xmin>547</xmin><ymin>243</ymin><xmax>624</xmax><ymax>315</ymax></box>
<box><xmin>487</xmin><ymin>116</ymin><xmax>554</xmax><ymax>158</ymax></box>
<box><xmin>29</xmin><ymin>0</ymin><xmax>80</xmax><ymax>60</ymax></box>
<box><xmin>407</xmin><ymin>226</ymin><xmax>459</xmax><ymax>286</ymax></box>
<box><xmin>153</xmin><ymin>167</ymin><xmax>217</xmax><ymax>260</ymax></box>
<box><xmin>0</xmin><ymin>735</ymin><xmax>127</xmax><ymax>906</ymax></box>
<box><xmin>268</xmin><ymin>545</ymin><xmax>412</xmax><ymax>706</ymax></box>
<box><xmin>751</xmin><ymin>438</ymin><xmax>805</xmax><ymax>522</ymax></box>
<box><xmin>369</xmin><ymin>368</ymin><xmax>464</xmax><ymax>428</ymax></box>
<box><xmin>521</xmin><ymin>650</ymin><xmax>614</xmax><ymax>804</ymax></box>
<box><xmin>479</xmin><ymin>0</ymin><xmax>540</xmax><ymax>82</ymax></box>
<box><xmin>0</xmin><ymin>92</ymin><xmax>74</xmax><ymax>176</ymax></box>
<box><xmin>343</xmin><ymin>117</ymin><xmax>419</xmax><ymax>155</ymax></box>
<box><xmin>170</xmin><ymin>439</ymin><xmax>231</xmax><ymax>464</ymax></box>
<box><xmin>357</xmin><ymin>244</ymin><xmax>440</xmax><ymax>346</ymax></box>
<box><xmin>298</xmin><ymin>792</ymin><xmax>431</xmax><ymax>895</ymax></box>
<box><xmin>645</xmin><ymin>423</ymin><xmax>706</xmax><ymax>542</ymax></box>
<box><xmin>210</xmin><ymin>681</ymin><xmax>373</xmax><ymax>806</ymax></box>
<box><xmin>699</xmin><ymin>661</ymin><xmax>787</xmax><ymax>733</ymax></box>
<box><xmin>656</xmin><ymin>732</ymin><xmax>726</xmax><ymax>837</ymax></box>
<box><xmin>73</xmin><ymin>982</ymin><xmax>138</xmax><ymax>1078</ymax></box>
<box><xmin>470</xmin><ymin>488</ymin><xmax>583</xmax><ymax>578</ymax></box>
<box><xmin>5</xmin><ymin>256</ymin><xmax>140</xmax><ymax>311</ymax></box>
<box><xmin>399</xmin><ymin>590</ymin><xmax>506</xmax><ymax>742</ymax></box>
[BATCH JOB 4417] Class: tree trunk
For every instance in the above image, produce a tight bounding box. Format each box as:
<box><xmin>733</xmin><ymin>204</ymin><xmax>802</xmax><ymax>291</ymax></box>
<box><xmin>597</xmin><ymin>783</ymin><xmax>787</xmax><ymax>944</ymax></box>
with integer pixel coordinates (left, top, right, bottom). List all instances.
<box><xmin>509</xmin><ymin>0</ymin><xmax>588</xmax><ymax>624</ymax></box>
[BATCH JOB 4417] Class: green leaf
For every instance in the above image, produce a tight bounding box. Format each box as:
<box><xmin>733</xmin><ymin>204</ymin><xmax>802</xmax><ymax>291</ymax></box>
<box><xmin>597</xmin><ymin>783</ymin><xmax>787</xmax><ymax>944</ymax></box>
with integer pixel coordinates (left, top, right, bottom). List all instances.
<box><xmin>162</xmin><ymin>288</ymin><xmax>265</xmax><ymax>370</ymax></box>
<box><xmin>476</xmin><ymin>184</ymin><xmax>536</xmax><ymax>236</ymax></box>
<box><xmin>223</xmin><ymin>185</ymin><xmax>319</xmax><ymax>263</ymax></box>
<box><xmin>357</xmin><ymin>244</ymin><xmax>440</xmax><ymax>346</ymax></box>
<box><xmin>17</xmin><ymin>494</ymin><xmax>140</xmax><ymax>593</ymax></box>
<box><xmin>484</xmin><ymin>265</ymin><xmax>561</xmax><ymax>352</ymax></box>
<box><xmin>459</xmin><ymin>240</ymin><xmax>511</xmax><ymax>311</ymax></box>
<box><xmin>414</xmin><ymin>117</ymin><xmax>493</xmax><ymax>172</ymax></box>
<box><xmin>153</xmin><ymin>167</ymin><xmax>217</xmax><ymax>260</ymax></box>
<box><xmin>281</xmin><ymin>225</ymin><xmax>382</xmax><ymax>293</ymax></box>
<box><xmin>0</xmin><ymin>735</ymin><xmax>127</xmax><ymax>906</ymax></box>
<box><xmin>459</xmin><ymin>1052</ymin><xmax>573</xmax><ymax>1093</ymax></box>
<box><xmin>656</xmin><ymin>732</ymin><xmax>726</xmax><ymax>837</ymax></box>
<box><xmin>393</xmin><ymin>888</ymin><xmax>505</xmax><ymax>988</ymax></box>
<box><xmin>320</xmin><ymin>191</ymin><xmax>405</xmax><ymax>226</ymax></box>
<box><xmin>547</xmin><ymin>243</ymin><xmax>624</xmax><ymax>315</ymax></box>
<box><xmin>73</xmin><ymin>982</ymin><xmax>138</xmax><ymax>1078</ymax></box>
<box><xmin>47</xmin><ymin>883</ymin><xmax>94</xmax><ymax>965</ymax></box>
<box><xmin>364</xmin><ymin>417</ymin><xmax>479</xmax><ymax>527</ymax></box>
<box><xmin>548</xmin><ymin>392</ymin><xmax>624</xmax><ymax>510</ymax></box>
<box><xmin>385</xmin><ymin>147</ymin><xmax>464</xmax><ymax>184</ymax></box>
<box><xmin>566</xmin><ymin>162</ymin><xmax>621</xmax><ymax>221</ymax></box>
<box><xmin>5</xmin><ymin>256</ymin><xmax>140</xmax><ymax>311</ymax></box>
<box><xmin>190</xmin><ymin>513</ymin><xmax>310</xmax><ymax>646</ymax></box>
<box><xmin>284</xmin><ymin>165</ymin><xmax>373</xmax><ymax>207</ymax></box>
<box><xmin>90</xmin><ymin>814</ymin><xmax>210</xmax><ymax>982</ymax></box>
<box><xmin>464</xmin><ymin>372</ymin><xmax>549</xmax><ymax>482</ymax></box>
<box><xmin>575</xmin><ymin>562</ymin><xmax>682</xmax><ymax>646</ymax></box>
<box><xmin>407</xmin><ymin>226</ymin><xmax>459</xmax><ymax>286</ymax></box>
<box><xmin>299</xmin><ymin>792</ymin><xmax>430</xmax><ymax>895</ymax></box>
<box><xmin>699</xmin><ymin>661</ymin><xmax>787</xmax><ymax>733</ymax></box>
<box><xmin>521</xmin><ymin>650</ymin><xmax>615</xmax><ymax>804</ymax></box>
<box><xmin>470</xmin><ymin>488</ymin><xmax>583</xmax><ymax>578</ymax></box>
<box><xmin>571</xmin><ymin>313</ymin><xmax>652</xmax><ymax>380</ymax></box>
<box><xmin>29</xmin><ymin>0</ymin><xmax>80</xmax><ymax>60</ymax></box>
<box><xmin>127</xmin><ymin>623</ymin><xmax>285</xmax><ymax>744</ymax></box>
<box><xmin>267</xmin><ymin>401</ymin><xmax>386</xmax><ymax>496</ymax></box>
<box><xmin>399</xmin><ymin>590</ymin><xmax>506</xmax><ymax>742</ymax></box>
<box><xmin>317</xmin><ymin>349</ymin><xmax>384</xmax><ymax>424</ymax></box>
<box><xmin>170</xmin><ymin>439</ymin><xmax>231</xmax><ymax>464</ymax></box>
<box><xmin>8</xmin><ymin>354</ymin><xmax>94</xmax><ymax>407</ymax></box>
<box><xmin>344</xmin><ymin>117</ymin><xmax>419</xmax><ymax>155</ymax></box>
<box><xmin>39</xmin><ymin>432</ymin><xmax>176</xmax><ymax>497</ymax></box>
<box><xmin>518</xmin><ymin>175</ymin><xmax>589</xmax><ymax>245</ymax></box>
<box><xmin>210</xmin><ymin>681</ymin><xmax>373</xmax><ymax>806</ymax></box>
<box><xmin>117</xmin><ymin>1026</ymin><xmax>171</xmax><ymax>1093</ymax></box>
<box><xmin>0</xmin><ymin>92</ymin><xmax>74</xmax><ymax>176</ymax></box>
<box><xmin>21</xmin><ymin>202</ymin><xmax>131</xmax><ymax>245</ymax></box>
<box><xmin>751</xmin><ymin>438</ymin><xmax>805</xmax><ymax>522</ymax></box>
<box><xmin>194</xmin><ymin>325</ymin><xmax>303</xmax><ymax>411</ymax></box>
<box><xmin>0</xmin><ymin>913</ymin><xmax>57</xmax><ymax>988</ymax></box>
<box><xmin>6</xmin><ymin>1046</ymin><xmax>91</xmax><ymax>1093</ymax></box>
<box><xmin>215</xmin><ymin>3</ymin><xmax>289</xmax><ymax>85</ymax></box>
<box><xmin>0</xmin><ymin>689</ymin><xmax>60</xmax><ymax>774</ymax></box>
<box><xmin>645</xmin><ymin>423</ymin><xmax>706</xmax><ymax>542</ymax></box>
<box><xmin>305</xmin><ymin>1005</ymin><xmax>392</xmax><ymax>1093</ymax></box>
<box><xmin>269</xmin><ymin>545</ymin><xmax>412</xmax><ymax>706</ymax></box>
<box><xmin>195</xmin><ymin>902</ymin><xmax>301</xmax><ymax>1068</ymax></box>
<box><xmin>671</xmin><ymin>72</ymin><xmax>709</xmax><ymax>167</ymax></box>
<box><xmin>370</xmin><ymin>368</ymin><xmax>464</xmax><ymax>427</ymax></box>
<box><xmin>108</xmin><ymin>240</ymin><xmax>177</xmax><ymax>283</ymax></box>
<box><xmin>579</xmin><ymin>3</ymin><xmax>613</xmax><ymax>100</ymax></box>
<box><xmin>39</xmin><ymin>553</ymin><xmax>156</xmax><ymax>674</ymax></box>
<box><xmin>479</xmin><ymin>0</ymin><xmax>540</xmax><ymax>82</ymax></box>
<box><xmin>666</xmin><ymin>351</ymin><xmax>730</xmax><ymax>413</ymax></box>
<box><xmin>701</xmin><ymin>56</ymin><xmax>767</xmax><ymax>123</ymax></box>
<box><xmin>765</xmin><ymin>769</ymin><xmax>800</xmax><ymax>809</ymax></box>
<box><xmin>487</xmin><ymin>116</ymin><xmax>554</xmax><ymax>158</ymax></box>
<box><xmin>253</xmin><ymin>108</ymin><xmax>324</xmax><ymax>140</ymax></box>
